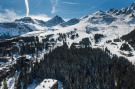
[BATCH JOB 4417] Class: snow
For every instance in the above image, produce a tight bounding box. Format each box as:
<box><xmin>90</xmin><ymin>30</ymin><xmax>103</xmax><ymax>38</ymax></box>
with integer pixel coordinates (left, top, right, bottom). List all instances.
<box><xmin>0</xmin><ymin>77</ymin><xmax>15</xmax><ymax>89</ymax></box>
<box><xmin>19</xmin><ymin>15</ymin><xmax>135</xmax><ymax>63</ymax></box>
<box><xmin>7</xmin><ymin>77</ymin><xmax>15</xmax><ymax>89</ymax></box>
<box><xmin>27</xmin><ymin>79</ymin><xmax>58</xmax><ymax>89</ymax></box>
<box><xmin>2</xmin><ymin>4</ymin><xmax>135</xmax><ymax>88</ymax></box>
<box><xmin>0</xmin><ymin>9</ymin><xmax>135</xmax><ymax>69</ymax></box>
<box><xmin>35</xmin><ymin>79</ymin><xmax>57</xmax><ymax>89</ymax></box>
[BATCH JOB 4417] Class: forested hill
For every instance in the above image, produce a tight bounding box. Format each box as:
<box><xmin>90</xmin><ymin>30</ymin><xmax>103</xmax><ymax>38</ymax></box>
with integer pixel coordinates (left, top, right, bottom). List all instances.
<box><xmin>18</xmin><ymin>43</ymin><xmax>135</xmax><ymax>89</ymax></box>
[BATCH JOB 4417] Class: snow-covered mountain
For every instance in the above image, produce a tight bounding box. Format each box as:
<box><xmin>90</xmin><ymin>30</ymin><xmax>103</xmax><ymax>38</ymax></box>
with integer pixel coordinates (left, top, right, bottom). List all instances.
<box><xmin>2</xmin><ymin>2</ymin><xmax>135</xmax><ymax>40</ymax></box>
<box><xmin>108</xmin><ymin>3</ymin><xmax>135</xmax><ymax>15</ymax></box>
<box><xmin>0</xmin><ymin>22</ymin><xmax>34</xmax><ymax>39</ymax></box>
<box><xmin>60</xmin><ymin>18</ymin><xmax>80</xmax><ymax>27</ymax></box>
<box><xmin>15</xmin><ymin>17</ymin><xmax>35</xmax><ymax>24</ymax></box>
<box><xmin>1</xmin><ymin>3</ymin><xmax>135</xmax><ymax>89</ymax></box>
<box><xmin>0</xmin><ymin>16</ymin><xmax>65</xmax><ymax>39</ymax></box>
<box><xmin>44</xmin><ymin>15</ymin><xmax>65</xmax><ymax>27</ymax></box>
<box><xmin>16</xmin><ymin>2</ymin><xmax>135</xmax><ymax>63</ymax></box>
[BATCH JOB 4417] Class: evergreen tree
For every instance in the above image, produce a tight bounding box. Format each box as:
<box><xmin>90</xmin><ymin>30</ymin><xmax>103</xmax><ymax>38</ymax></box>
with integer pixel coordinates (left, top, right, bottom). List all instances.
<box><xmin>3</xmin><ymin>79</ymin><xmax>8</xmax><ymax>89</ymax></box>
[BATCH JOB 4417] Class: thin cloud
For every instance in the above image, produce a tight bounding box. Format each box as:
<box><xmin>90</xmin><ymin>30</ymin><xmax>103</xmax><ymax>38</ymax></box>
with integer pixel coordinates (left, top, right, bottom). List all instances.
<box><xmin>51</xmin><ymin>0</ymin><xmax>58</xmax><ymax>14</ymax></box>
<box><xmin>62</xmin><ymin>1</ymin><xmax>80</xmax><ymax>5</ymax></box>
<box><xmin>0</xmin><ymin>9</ymin><xmax>51</xmax><ymax>22</ymax></box>
<box><xmin>0</xmin><ymin>9</ymin><xmax>20</xmax><ymax>22</ymax></box>
<box><xmin>30</xmin><ymin>14</ymin><xmax>51</xmax><ymax>21</ymax></box>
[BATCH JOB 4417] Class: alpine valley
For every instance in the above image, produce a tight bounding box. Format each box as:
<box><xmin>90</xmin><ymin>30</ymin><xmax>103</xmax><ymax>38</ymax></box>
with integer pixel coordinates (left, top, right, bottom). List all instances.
<box><xmin>1</xmin><ymin>3</ymin><xmax>135</xmax><ymax>89</ymax></box>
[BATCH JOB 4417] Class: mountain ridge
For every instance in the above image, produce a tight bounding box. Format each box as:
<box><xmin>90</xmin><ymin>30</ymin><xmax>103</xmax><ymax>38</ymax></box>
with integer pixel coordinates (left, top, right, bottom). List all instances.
<box><xmin>1</xmin><ymin>2</ymin><xmax>135</xmax><ymax>89</ymax></box>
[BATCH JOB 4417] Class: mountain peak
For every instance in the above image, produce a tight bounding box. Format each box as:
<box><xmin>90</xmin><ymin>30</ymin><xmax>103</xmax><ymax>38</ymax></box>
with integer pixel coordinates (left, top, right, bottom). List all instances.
<box><xmin>130</xmin><ymin>2</ymin><xmax>135</xmax><ymax>9</ymax></box>
<box><xmin>107</xmin><ymin>3</ymin><xmax>135</xmax><ymax>15</ymax></box>
<box><xmin>51</xmin><ymin>15</ymin><xmax>65</xmax><ymax>22</ymax></box>
<box><xmin>53</xmin><ymin>15</ymin><xmax>61</xmax><ymax>18</ymax></box>
<box><xmin>44</xmin><ymin>15</ymin><xmax>65</xmax><ymax>27</ymax></box>
<box><xmin>94</xmin><ymin>10</ymin><xmax>106</xmax><ymax>15</ymax></box>
<box><xmin>61</xmin><ymin>18</ymin><xmax>80</xmax><ymax>27</ymax></box>
<box><xmin>15</xmin><ymin>17</ymin><xmax>35</xmax><ymax>24</ymax></box>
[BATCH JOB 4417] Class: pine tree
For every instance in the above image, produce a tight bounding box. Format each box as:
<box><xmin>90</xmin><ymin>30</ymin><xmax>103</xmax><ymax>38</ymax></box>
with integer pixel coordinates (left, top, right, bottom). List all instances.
<box><xmin>3</xmin><ymin>79</ymin><xmax>8</xmax><ymax>89</ymax></box>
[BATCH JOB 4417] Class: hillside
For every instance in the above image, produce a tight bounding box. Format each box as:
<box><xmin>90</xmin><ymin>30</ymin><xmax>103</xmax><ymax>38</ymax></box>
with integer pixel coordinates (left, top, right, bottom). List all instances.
<box><xmin>1</xmin><ymin>2</ymin><xmax>135</xmax><ymax>89</ymax></box>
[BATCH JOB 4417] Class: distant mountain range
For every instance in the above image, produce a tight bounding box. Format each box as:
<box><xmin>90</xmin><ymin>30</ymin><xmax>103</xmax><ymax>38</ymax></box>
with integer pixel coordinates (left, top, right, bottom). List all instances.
<box><xmin>1</xmin><ymin>2</ymin><xmax>135</xmax><ymax>89</ymax></box>
<box><xmin>1</xmin><ymin>3</ymin><xmax>135</xmax><ymax>39</ymax></box>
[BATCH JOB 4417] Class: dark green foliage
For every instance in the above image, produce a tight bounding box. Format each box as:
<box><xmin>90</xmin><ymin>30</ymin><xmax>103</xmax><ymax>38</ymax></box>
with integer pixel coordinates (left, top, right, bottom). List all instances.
<box><xmin>85</xmin><ymin>27</ymin><xmax>99</xmax><ymax>34</ymax></box>
<box><xmin>79</xmin><ymin>38</ymin><xmax>91</xmax><ymax>47</ymax></box>
<box><xmin>15</xmin><ymin>57</ymin><xmax>33</xmax><ymax>89</ymax></box>
<box><xmin>120</xmin><ymin>43</ymin><xmax>132</xmax><ymax>51</ymax></box>
<box><xmin>3</xmin><ymin>79</ymin><xmax>8</xmax><ymax>89</ymax></box>
<box><xmin>31</xmin><ymin>43</ymin><xmax>135</xmax><ymax>89</ymax></box>
<box><xmin>113</xmin><ymin>38</ymin><xmax>121</xmax><ymax>42</ymax></box>
<box><xmin>0</xmin><ymin>36</ymin><xmax>41</xmax><ymax>56</ymax></box>
<box><xmin>94</xmin><ymin>34</ymin><xmax>104</xmax><ymax>43</ymax></box>
<box><xmin>0</xmin><ymin>33</ymin><xmax>135</xmax><ymax>89</ymax></box>
<box><xmin>121</xmin><ymin>29</ymin><xmax>135</xmax><ymax>49</ymax></box>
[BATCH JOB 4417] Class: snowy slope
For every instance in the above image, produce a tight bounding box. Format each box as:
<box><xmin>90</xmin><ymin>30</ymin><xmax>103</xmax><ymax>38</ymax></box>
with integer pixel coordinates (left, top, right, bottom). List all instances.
<box><xmin>21</xmin><ymin>16</ymin><xmax>135</xmax><ymax>62</ymax></box>
<box><xmin>27</xmin><ymin>79</ymin><xmax>57</xmax><ymax>89</ymax></box>
<box><xmin>0</xmin><ymin>21</ymin><xmax>47</xmax><ymax>39</ymax></box>
<box><xmin>1</xmin><ymin>3</ymin><xmax>135</xmax><ymax>89</ymax></box>
<box><xmin>20</xmin><ymin>3</ymin><xmax>135</xmax><ymax>63</ymax></box>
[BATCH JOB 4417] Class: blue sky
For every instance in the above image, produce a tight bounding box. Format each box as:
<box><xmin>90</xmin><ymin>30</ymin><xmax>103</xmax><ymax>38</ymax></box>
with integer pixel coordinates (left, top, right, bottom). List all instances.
<box><xmin>0</xmin><ymin>0</ymin><xmax>135</xmax><ymax>18</ymax></box>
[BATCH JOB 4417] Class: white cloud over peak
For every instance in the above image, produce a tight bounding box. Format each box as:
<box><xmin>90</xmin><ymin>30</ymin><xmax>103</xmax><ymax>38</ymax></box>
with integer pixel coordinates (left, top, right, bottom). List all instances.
<box><xmin>0</xmin><ymin>9</ymin><xmax>20</xmax><ymax>22</ymax></box>
<box><xmin>0</xmin><ymin>9</ymin><xmax>51</xmax><ymax>22</ymax></box>
<box><xmin>30</xmin><ymin>14</ymin><xmax>51</xmax><ymax>21</ymax></box>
